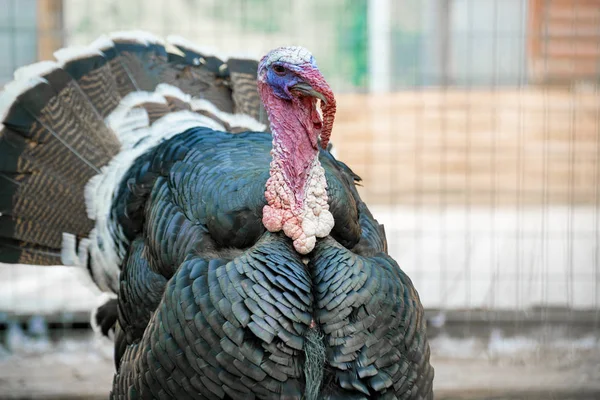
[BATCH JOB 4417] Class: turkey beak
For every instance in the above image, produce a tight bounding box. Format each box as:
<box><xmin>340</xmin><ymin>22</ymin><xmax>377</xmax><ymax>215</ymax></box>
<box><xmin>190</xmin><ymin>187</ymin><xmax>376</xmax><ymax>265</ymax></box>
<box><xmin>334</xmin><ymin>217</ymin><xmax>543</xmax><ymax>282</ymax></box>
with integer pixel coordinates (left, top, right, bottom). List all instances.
<box><xmin>292</xmin><ymin>65</ymin><xmax>336</xmax><ymax>150</ymax></box>
<box><xmin>289</xmin><ymin>82</ymin><xmax>327</xmax><ymax>104</ymax></box>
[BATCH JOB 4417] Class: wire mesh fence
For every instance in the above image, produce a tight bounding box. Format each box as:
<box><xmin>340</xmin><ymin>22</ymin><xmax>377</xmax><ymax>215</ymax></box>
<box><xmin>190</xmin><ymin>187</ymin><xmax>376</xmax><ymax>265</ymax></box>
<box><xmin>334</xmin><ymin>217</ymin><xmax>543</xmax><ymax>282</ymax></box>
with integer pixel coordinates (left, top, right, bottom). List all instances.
<box><xmin>1</xmin><ymin>0</ymin><xmax>600</xmax><ymax>398</ymax></box>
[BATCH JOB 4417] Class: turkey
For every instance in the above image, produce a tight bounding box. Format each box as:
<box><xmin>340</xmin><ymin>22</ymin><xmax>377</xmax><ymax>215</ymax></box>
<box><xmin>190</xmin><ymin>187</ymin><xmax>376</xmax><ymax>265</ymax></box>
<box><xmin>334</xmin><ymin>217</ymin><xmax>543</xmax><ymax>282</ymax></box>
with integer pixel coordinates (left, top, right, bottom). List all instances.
<box><xmin>0</xmin><ymin>31</ymin><xmax>434</xmax><ymax>399</ymax></box>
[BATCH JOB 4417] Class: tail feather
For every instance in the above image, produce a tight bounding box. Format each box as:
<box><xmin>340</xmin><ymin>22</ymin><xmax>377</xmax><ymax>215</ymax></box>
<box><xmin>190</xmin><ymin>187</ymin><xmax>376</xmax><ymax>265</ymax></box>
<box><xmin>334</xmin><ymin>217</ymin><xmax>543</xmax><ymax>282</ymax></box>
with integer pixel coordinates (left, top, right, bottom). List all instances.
<box><xmin>162</xmin><ymin>37</ymin><xmax>235</xmax><ymax>114</ymax></box>
<box><xmin>135</xmin><ymin>102</ymin><xmax>173</xmax><ymax>125</ymax></box>
<box><xmin>0</xmin><ymin>177</ymin><xmax>91</xmax><ymax>239</ymax></box>
<box><xmin>100</xmin><ymin>40</ymin><xmax>141</xmax><ymax>98</ymax></box>
<box><xmin>0</xmin><ymin>63</ymin><xmax>117</xmax><ymax>261</ymax></box>
<box><xmin>0</xmin><ymin>216</ymin><xmax>66</xmax><ymax>250</ymax></box>
<box><xmin>108</xmin><ymin>32</ymin><xmax>168</xmax><ymax>93</ymax></box>
<box><xmin>56</xmin><ymin>48</ymin><xmax>122</xmax><ymax>119</ymax></box>
<box><xmin>0</xmin><ymin>31</ymin><xmax>267</xmax><ymax>294</ymax></box>
<box><xmin>165</xmin><ymin>96</ymin><xmax>193</xmax><ymax>112</ymax></box>
<box><xmin>0</xmin><ymin>238</ymin><xmax>61</xmax><ymax>265</ymax></box>
<box><xmin>226</xmin><ymin>58</ymin><xmax>268</xmax><ymax>126</ymax></box>
<box><xmin>5</xmin><ymin>67</ymin><xmax>118</xmax><ymax>173</ymax></box>
<box><xmin>0</xmin><ymin>128</ymin><xmax>92</xmax><ymax>225</ymax></box>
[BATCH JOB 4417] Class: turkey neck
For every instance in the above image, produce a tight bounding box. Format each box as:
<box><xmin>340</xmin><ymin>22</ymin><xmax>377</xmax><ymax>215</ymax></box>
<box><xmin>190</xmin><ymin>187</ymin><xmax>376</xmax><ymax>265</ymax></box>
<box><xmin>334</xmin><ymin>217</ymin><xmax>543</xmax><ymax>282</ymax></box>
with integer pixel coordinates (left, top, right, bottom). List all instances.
<box><xmin>259</xmin><ymin>83</ymin><xmax>335</xmax><ymax>254</ymax></box>
<box><xmin>265</xmin><ymin>92</ymin><xmax>322</xmax><ymax>206</ymax></box>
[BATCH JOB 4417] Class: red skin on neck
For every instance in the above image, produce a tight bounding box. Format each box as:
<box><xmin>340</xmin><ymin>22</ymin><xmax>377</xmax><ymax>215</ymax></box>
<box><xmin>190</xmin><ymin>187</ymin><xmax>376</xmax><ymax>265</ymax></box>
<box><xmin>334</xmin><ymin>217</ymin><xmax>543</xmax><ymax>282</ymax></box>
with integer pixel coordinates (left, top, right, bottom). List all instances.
<box><xmin>259</xmin><ymin>85</ymin><xmax>320</xmax><ymax>207</ymax></box>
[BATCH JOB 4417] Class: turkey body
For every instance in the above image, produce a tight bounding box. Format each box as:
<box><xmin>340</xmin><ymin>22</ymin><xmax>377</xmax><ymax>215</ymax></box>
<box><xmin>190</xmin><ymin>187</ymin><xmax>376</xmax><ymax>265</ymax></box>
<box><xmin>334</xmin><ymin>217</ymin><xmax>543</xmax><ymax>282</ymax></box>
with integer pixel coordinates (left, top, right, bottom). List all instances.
<box><xmin>111</xmin><ymin>127</ymin><xmax>433</xmax><ymax>399</ymax></box>
<box><xmin>0</xmin><ymin>32</ymin><xmax>433</xmax><ymax>399</ymax></box>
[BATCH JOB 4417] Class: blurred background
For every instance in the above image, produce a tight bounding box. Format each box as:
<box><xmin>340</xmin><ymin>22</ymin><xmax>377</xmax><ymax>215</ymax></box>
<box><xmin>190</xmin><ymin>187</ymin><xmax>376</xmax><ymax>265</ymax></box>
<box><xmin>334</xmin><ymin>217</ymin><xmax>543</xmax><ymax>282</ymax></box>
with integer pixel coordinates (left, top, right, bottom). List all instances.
<box><xmin>1</xmin><ymin>0</ymin><xmax>599</xmax><ymax>398</ymax></box>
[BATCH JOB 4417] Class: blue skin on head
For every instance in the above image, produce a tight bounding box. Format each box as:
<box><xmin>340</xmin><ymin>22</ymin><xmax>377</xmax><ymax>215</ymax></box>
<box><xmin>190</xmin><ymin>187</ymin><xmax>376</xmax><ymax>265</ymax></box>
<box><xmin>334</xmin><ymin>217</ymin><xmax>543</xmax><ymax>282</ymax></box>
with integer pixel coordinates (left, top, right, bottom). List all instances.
<box><xmin>266</xmin><ymin>64</ymin><xmax>303</xmax><ymax>100</ymax></box>
<box><xmin>264</xmin><ymin>55</ymin><xmax>318</xmax><ymax>101</ymax></box>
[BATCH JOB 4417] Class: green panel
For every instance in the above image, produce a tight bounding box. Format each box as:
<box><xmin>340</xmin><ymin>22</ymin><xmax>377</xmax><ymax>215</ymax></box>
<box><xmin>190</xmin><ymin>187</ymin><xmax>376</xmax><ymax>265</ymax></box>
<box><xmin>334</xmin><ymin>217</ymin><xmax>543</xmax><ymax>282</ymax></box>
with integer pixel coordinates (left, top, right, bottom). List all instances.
<box><xmin>334</xmin><ymin>0</ymin><xmax>368</xmax><ymax>89</ymax></box>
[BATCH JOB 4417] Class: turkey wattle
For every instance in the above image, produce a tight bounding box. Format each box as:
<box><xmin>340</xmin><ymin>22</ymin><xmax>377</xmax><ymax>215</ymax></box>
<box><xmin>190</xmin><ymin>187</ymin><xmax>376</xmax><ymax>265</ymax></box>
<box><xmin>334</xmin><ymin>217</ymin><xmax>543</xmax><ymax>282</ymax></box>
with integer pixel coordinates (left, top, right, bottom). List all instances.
<box><xmin>0</xmin><ymin>32</ymin><xmax>434</xmax><ymax>399</ymax></box>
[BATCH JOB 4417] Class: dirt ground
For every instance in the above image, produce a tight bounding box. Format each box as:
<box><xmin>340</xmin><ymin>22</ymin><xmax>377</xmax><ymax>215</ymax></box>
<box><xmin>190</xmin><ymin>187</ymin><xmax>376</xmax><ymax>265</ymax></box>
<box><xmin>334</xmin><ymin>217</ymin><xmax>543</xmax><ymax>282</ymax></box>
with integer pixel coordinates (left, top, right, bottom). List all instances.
<box><xmin>1</xmin><ymin>322</ymin><xmax>599</xmax><ymax>400</ymax></box>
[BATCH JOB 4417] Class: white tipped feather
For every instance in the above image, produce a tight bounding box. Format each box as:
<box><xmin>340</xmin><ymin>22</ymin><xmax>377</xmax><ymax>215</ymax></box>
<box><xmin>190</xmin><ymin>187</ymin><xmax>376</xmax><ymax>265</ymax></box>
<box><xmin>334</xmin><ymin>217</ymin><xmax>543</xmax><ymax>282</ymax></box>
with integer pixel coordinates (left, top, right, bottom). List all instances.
<box><xmin>155</xmin><ymin>83</ymin><xmax>192</xmax><ymax>104</ymax></box>
<box><xmin>61</xmin><ymin>232</ymin><xmax>79</xmax><ymax>267</ymax></box>
<box><xmin>109</xmin><ymin>30</ymin><xmax>165</xmax><ymax>46</ymax></box>
<box><xmin>54</xmin><ymin>46</ymin><xmax>104</xmax><ymax>65</ymax></box>
<box><xmin>108</xmin><ymin>108</ymin><xmax>151</xmax><ymax>148</ymax></box>
<box><xmin>13</xmin><ymin>61</ymin><xmax>59</xmax><ymax>81</ymax></box>
<box><xmin>157</xmin><ymin>83</ymin><xmax>265</xmax><ymax>131</ymax></box>
<box><xmin>191</xmin><ymin>98</ymin><xmax>266</xmax><ymax>132</ymax></box>
<box><xmin>164</xmin><ymin>41</ymin><xmax>185</xmax><ymax>57</ymax></box>
<box><xmin>151</xmin><ymin>110</ymin><xmax>225</xmax><ymax>135</ymax></box>
<box><xmin>90</xmin><ymin>291</ymin><xmax>117</xmax><ymax>337</ymax></box>
<box><xmin>84</xmin><ymin>175</ymin><xmax>104</xmax><ymax>220</ymax></box>
<box><xmin>0</xmin><ymin>77</ymin><xmax>48</xmax><ymax>122</ymax></box>
<box><xmin>0</xmin><ymin>61</ymin><xmax>58</xmax><ymax>121</ymax></box>
<box><xmin>77</xmin><ymin>237</ymin><xmax>91</xmax><ymax>267</ymax></box>
<box><xmin>118</xmin><ymin>91</ymin><xmax>168</xmax><ymax>109</ymax></box>
<box><xmin>90</xmin><ymin>35</ymin><xmax>114</xmax><ymax>51</ymax></box>
<box><xmin>105</xmin><ymin>91</ymin><xmax>168</xmax><ymax>143</ymax></box>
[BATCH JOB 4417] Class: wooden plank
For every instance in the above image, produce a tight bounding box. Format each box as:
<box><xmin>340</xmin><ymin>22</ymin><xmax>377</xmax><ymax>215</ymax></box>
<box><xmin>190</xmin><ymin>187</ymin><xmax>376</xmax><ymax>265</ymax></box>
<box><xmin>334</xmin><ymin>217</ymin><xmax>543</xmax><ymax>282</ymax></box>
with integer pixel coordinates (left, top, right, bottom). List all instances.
<box><xmin>529</xmin><ymin>0</ymin><xmax>600</xmax><ymax>83</ymax></box>
<box><xmin>333</xmin><ymin>90</ymin><xmax>600</xmax><ymax>206</ymax></box>
<box><xmin>544</xmin><ymin>39</ymin><xmax>600</xmax><ymax>59</ymax></box>
<box><xmin>37</xmin><ymin>0</ymin><xmax>64</xmax><ymax>61</ymax></box>
<box><xmin>527</xmin><ymin>0</ymin><xmax>543</xmax><ymax>66</ymax></box>
<box><xmin>543</xmin><ymin>21</ymin><xmax>600</xmax><ymax>38</ymax></box>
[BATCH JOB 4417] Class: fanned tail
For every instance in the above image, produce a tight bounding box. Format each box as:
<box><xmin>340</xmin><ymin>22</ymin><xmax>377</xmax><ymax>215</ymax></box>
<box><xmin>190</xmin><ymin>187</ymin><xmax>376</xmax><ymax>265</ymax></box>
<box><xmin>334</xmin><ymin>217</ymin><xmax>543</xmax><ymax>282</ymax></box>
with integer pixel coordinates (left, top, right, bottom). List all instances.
<box><xmin>0</xmin><ymin>31</ymin><xmax>266</xmax><ymax>293</ymax></box>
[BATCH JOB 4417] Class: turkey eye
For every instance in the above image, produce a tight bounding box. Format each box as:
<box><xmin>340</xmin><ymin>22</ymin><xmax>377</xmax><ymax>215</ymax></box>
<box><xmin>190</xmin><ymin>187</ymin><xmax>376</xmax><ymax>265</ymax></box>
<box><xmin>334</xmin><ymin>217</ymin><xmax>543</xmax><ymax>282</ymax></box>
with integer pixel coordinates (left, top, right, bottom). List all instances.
<box><xmin>273</xmin><ymin>65</ymin><xmax>286</xmax><ymax>75</ymax></box>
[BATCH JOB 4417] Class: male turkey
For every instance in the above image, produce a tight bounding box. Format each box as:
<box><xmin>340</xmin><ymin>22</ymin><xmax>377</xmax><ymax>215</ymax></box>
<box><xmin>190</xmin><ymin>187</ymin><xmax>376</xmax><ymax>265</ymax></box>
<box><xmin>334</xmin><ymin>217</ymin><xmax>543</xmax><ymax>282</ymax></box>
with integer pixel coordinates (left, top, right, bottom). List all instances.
<box><xmin>0</xmin><ymin>32</ymin><xmax>434</xmax><ymax>399</ymax></box>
